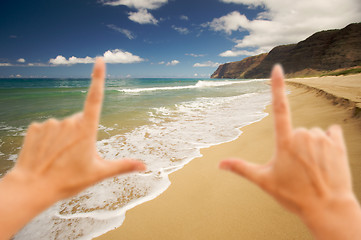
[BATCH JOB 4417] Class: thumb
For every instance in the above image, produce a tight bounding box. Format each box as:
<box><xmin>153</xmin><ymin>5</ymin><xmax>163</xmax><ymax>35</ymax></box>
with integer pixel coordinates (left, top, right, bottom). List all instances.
<box><xmin>96</xmin><ymin>158</ymin><xmax>146</xmax><ymax>181</ymax></box>
<box><xmin>219</xmin><ymin>158</ymin><xmax>265</xmax><ymax>185</ymax></box>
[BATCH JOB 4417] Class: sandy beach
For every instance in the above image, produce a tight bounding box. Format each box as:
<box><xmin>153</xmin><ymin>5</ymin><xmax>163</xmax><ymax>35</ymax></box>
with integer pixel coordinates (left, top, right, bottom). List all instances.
<box><xmin>95</xmin><ymin>74</ymin><xmax>361</xmax><ymax>240</ymax></box>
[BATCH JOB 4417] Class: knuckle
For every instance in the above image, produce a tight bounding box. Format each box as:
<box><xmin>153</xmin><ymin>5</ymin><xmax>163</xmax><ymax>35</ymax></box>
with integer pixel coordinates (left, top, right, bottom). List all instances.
<box><xmin>292</xmin><ymin>128</ymin><xmax>313</xmax><ymax>145</ymax></box>
<box><xmin>28</xmin><ymin>122</ymin><xmax>41</xmax><ymax>132</ymax></box>
<box><xmin>87</xmin><ymin>91</ymin><xmax>102</xmax><ymax>105</ymax></box>
<box><xmin>293</xmin><ymin>128</ymin><xmax>308</xmax><ymax>138</ymax></box>
<box><xmin>71</xmin><ymin>112</ymin><xmax>84</xmax><ymax>122</ymax></box>
<box><xmin>333</xmin><ymin>140</ymin><xmax>346</xmax><ymax>153</ymax></box>
<box><xmin>274</xmin><ymin>101</ymin><xmax>287</xmax><ymax>113</ymax></box>
<box><xmin>310</xmin><ymin>127</ymin><xmax>321</xmax><ymax>133</ymax></box>
<box><xmin>310</xmin><ymin>128</ymin><xmax>321</xmax><ymax>138</ymax></box>
<box><xmin>329</xmin><ymin>124</ymin><xmax>341</xmax><ymax>132</ymax></box>
<box><xmin>258</xmin><ymin>175</ymin><xmax>273</xmax><ymax>192</ymax></box>
<box><xmin>61</xmin><ymin>117</ymin><xmax>76</xmax><ymax>128</ymax></box>
<box><xmin>45</xmin><ymin>118</ymin><xmax>59</xmax><ymax>127</ymax></box>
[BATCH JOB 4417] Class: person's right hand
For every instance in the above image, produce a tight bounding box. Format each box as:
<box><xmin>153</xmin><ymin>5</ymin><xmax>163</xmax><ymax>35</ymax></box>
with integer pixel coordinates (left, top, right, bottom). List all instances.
<box><xmin>219</xmin><ymin>65</ymin><xmax>361</xmax><ymax>240</ymax></box>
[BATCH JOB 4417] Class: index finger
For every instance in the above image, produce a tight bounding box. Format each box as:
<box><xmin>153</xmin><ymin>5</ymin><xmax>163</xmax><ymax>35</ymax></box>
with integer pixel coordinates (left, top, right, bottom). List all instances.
<box><xmin>83</xmin><ymin>58</ymin><xmax>106</xmax><ymax>129</ymax></box>
<box><xmin>271</xmin><ymin>64</ymin><xmax>292</xmax><ymax>145</ymax></box>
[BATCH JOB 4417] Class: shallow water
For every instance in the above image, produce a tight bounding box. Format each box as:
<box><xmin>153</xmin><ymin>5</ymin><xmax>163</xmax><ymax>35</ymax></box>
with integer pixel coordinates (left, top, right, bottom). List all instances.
<box><xmin>0</xmin><ymin>77</ymin><xmax>270</xmax><ymax>239</ymax></box>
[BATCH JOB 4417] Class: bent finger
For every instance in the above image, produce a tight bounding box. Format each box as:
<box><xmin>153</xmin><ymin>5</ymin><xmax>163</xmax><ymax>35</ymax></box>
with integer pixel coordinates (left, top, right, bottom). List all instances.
<box><xmin>327</xmin><ymin>125</ymin><xmax>346</xmax><ymax>147</ymax></box>
<box><xmin>83</xmin><ymin>58</ymin><xmax>106</xmax><ymax>130</ymax></box>
<box><xmin>18</xmin><ymin>122</ymin><xmax>42</xmax><ymax>162</ymax></box>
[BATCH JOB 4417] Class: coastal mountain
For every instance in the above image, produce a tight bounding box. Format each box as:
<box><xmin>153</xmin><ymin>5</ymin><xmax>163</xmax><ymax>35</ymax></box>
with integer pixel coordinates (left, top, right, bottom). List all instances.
<box><xmin>210</xmin><ymin>53</ymin><xmax>267</xmax><ymax>79</ymax></box>
<box><xmin>211</xmin><ymin>22</ymin><xmax>361</xmax><ymax>79</ymax></box>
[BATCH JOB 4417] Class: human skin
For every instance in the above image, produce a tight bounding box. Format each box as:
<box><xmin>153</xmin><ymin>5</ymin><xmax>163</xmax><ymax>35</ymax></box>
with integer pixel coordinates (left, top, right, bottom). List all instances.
<box><xmin>219</xmin><ymin>65</ymin><xmax>361</xmax><ymax>239</ymax></box>
<box><xmin>1</xmin><ymin>62</ymin><xmax>360</xmax><ymax>240</ymax></box>
<box><xmin>0</xmin><ymin>58</ymin><xmax>146</xmax><ymax>240</ymax></box>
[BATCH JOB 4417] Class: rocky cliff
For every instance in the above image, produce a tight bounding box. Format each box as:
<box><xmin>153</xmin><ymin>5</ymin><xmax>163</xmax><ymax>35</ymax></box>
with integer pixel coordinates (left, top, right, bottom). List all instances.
<box><xmin>211</xmin><ymin>53</ymin><xmax>267</xmax><ymax>79</ymax></box>
<box><xmin>211</xmin><ymin>22</ymin><xmax>361</xmax><ymax>79</ymax></box>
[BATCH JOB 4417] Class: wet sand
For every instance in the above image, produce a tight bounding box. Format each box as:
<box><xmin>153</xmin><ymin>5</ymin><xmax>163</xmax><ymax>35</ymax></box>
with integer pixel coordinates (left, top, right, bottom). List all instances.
<box><xmin>95</xmin><ymin>74</ymin><xmax>361</xmax><ymax>240</ymax></box>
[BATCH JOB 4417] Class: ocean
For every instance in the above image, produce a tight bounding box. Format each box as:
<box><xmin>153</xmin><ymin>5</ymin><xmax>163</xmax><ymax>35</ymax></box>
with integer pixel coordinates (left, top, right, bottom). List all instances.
<box><xmin>0</xmin><ymin>77</ymin><xmax>270</xmax><ymax>239</ymax></box>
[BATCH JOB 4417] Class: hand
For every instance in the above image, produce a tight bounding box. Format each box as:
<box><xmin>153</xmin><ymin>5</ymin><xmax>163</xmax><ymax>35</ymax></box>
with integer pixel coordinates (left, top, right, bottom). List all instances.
<box><xmin>10</xmin><ymin>58</ymin><xmax>145</xmax><ymax>200</ymax></box>
<box><xmin>219</xmin><ymin>65</ymin><xmax>361</xmax><ymax>240</ymax></box>
<box><xmin>0</xmin><ymin>58</ymin><xmax>145</xmax><ymax>239</ymax></box>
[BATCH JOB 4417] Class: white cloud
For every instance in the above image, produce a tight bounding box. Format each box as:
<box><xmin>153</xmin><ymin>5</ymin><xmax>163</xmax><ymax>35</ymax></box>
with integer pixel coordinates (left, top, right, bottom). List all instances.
<box><xmin>9</xmin><ymin>74</ymin><xmax>22</xmax><ymax>77</ymax></box>
<box><xmin>103</xmin><ymin>49</ymin><xmax>144</xmax><ymax>63</ymax></box>
<box><xmin>172</xmin><ymin>25</ymin><xmax>190</xmax><ymax>34</ymax></box>
<box><xmin>205</xmin><ymin>11</ymin><xmax>249</xmax><ymax>34</ymax></box>
<box><xmin>107</xmin><ymin>24</ymin><xmax>135</xmax><ymax>39</ymax></box>
<box><xmin>49</xmin><ymin>49</ymin><xmax>144</xmax><ymax>65</ymax></box>
<box><xmin>128</xmin><ymin>9</ymin><xmax>158</xmax><ymax>25</ymax></box>
<box><xmin>180</xmin><ymin>15</ymin><xmax>189</xmax><ymax>21</ymax></box>
<box><xmin>158</xmin><ymin>61</ymin><xmax>165</xmax><ymax>64</ymax></box>
<box><xmin>220</xmin><ymin>0</ymin><xmax>264</xmax><ymax>7</ymax></box>
<box><xmin>49</xmin><ymin>55</ymin><xmax>94</xmax><ymax>65</ymax></box>
<box><xmin>69</xmin><ymin>56</ymin><xmax>94</xmax><ymax>64</ymax></box>
<box><xmin>219</xmin><ymin>49</ymin><xmax>263</xmax><ymax>57</ymax></box>
<box><xmin>0</xmin><ymin>62</ymin><xmax>50</xmax><ymax>67</ymax></box>
<box><xmin>49</xmin><ymin>56</ymin><xmax>71</xmax><ymax>65</ymax></box>
<box><xmin>102</xmin><ymin>0</ymin><xmax>166</xmax><ymax>25</ymax></box>
<box><xmin>186</xmin><ymin>53</ymin><xmax>205</xmax><ymax>57</ymax></box>
<box><xmin>193</xmin><ymin>61</ymin><xmax>220</xmax><ymax>67</ymax></box>
<box><xmin>17</xmin><ymin>58</ymin><xmax>26</xmax><ymax>63</ymax></box>
<box><xmin>166</xmin><ymin>60</ymin><xmax>180</xmax><ymax>66</ymax></box>
<box><xmin>102</xmin><ymin>0</ymin><xmax>168</xmax><ymax>10</ymax></box>
<box><xmin>212</xmin><ymin>0</ymin><xmax>361</xmax><ymax>56</ymax></box>
<box><xmin>27</xmin><ymin>63</ymin><xmax>49</xmax><ymax>67</ymax></box>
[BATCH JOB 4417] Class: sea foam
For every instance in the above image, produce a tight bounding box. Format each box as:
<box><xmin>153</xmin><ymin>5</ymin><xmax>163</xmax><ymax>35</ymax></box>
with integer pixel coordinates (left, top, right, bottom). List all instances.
<box><xmin>118</xmin><ymin>79</ymin><xmax>265</xmax><ymax>93</ymax></box>
<box><xmin>15</xmin><ymin>83</ymin><xmax>271</xmax><ymax>240</ymax></box>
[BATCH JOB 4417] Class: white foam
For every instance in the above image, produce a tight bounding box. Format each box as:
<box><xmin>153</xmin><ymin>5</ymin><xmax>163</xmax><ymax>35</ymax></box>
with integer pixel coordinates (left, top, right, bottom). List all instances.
<box><xmin>7</xmin><ymin>154</ymin><xmax>18</xmax><ymax>162</ymax></box>
<box><xmin>0</xmin><ymin>123</ymin><xmax>24</xmax><ymax>162</ymax></box>
<box><xmin>195</xmin><ymin>79</ymin><xmax>265</xmax><ymax>87</ymax></box>
<box><xmin>15</xmin><ymin>85</ymin><xmax>271</xmax><ymax>240</ymax></box>
<box><xmin>118</xmin><ymin>79</ymin><xmax>266</xmax><ymax>93</ymax></box>
<box><xmin>98</xmin><ymin>124</ymin><xmax>115</xmax><ymax>136</ymax></box>
<box><xmin>0</xmin><ymin>123</ymin><xmax>26</xmax><ymax>136</ymax></box>
<box><xmin>119</xmin><ymin>85</ymin><xmax>195</xmax><ymax>93</ymax></box>
<box><xmin>0</xmin><ymin>140</ymin><xmax>4</xmax><ymax>157</ymax></box>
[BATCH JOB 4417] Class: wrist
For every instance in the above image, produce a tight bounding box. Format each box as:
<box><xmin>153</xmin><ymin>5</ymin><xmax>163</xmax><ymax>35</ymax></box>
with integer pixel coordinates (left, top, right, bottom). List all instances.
<box><xmin>301</xmin><ymin>193</ymin><xmax>361</xmax><ymax>240</ymax></box>
<box><xmin>4</xmin><ymin>169</ymin><xmax>59</xmax><ymax>211</ymax></box>
<box><xmin>0</xmin><ymin>169</ymin><xmax>59</xmax><ymax>239</ymax></box>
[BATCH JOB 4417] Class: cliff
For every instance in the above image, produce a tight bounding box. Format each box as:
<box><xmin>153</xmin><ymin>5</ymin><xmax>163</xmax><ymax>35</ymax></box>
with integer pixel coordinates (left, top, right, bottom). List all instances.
<box><xmin>211</xmin><ymin>22</ymin><xmax>361</xmax><ymax>79</ymax></box>
<box><xmin>211</xmin><ymin>53</ymin><xmax>267</xmax><ymax>79</ymax></box>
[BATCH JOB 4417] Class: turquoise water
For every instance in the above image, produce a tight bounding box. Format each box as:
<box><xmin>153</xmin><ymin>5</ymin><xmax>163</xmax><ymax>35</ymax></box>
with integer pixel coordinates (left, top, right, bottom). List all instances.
<box><xmin>0</xmin><ymin>77</ymin><xmax>271</xmax><ymax>239</ymax></box>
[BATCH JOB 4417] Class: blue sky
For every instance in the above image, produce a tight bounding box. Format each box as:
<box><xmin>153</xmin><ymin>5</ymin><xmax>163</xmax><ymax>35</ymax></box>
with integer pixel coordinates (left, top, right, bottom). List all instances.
<box><xmin>0</xmin><ymin>0</ymin><xmax>360</xmax><ymax>78</ymax></box>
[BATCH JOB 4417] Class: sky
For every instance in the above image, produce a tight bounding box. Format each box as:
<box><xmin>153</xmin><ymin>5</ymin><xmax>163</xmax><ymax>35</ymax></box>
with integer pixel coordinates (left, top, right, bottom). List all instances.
<box><xmin>0</xmin><ymin>0</ymin><xmax>360</xmax><ymax>78</ymax></box>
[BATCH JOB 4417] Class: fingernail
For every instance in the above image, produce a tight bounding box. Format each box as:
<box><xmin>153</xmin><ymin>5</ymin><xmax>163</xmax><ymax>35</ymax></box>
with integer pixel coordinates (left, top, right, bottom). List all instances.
<box><xmin>219</xmin><ymin>163</ymin><xmax>231</xmax><ymax>171</ymax></box>
<box><xmin>135</xmin><ymin>164</ymin><xmax>146</xmax><ymax>171</ymax></box>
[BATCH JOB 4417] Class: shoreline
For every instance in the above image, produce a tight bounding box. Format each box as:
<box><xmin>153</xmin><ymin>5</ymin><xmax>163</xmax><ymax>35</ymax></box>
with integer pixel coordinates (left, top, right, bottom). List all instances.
<box><xmin>95</xmin><ymin>74</ymin><xmax>361</xmax><ymax>240</ymax></box>
<box><xmin>287</xmin><ymin>73</ymin><xmax>361</xmax><ymax>118</ymax></box>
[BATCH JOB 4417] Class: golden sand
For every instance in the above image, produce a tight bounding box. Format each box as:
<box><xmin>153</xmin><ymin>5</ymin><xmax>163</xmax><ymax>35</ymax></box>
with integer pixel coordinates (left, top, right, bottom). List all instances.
<box><xmin>95</xmin><ymin>74</ymin><xmax>361</xmax><ymax>240</ymax></box>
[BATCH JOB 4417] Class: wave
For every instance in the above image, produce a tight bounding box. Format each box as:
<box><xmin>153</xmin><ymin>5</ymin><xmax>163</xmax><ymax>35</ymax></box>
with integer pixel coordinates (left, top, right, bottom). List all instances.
<box><xmin>195</xmin><ymin>79</ymin><xmax>265</xmax><ymax>87</ymax></box>
<box><xmin>118</xmin><ymin>85</ymin><xmax>196</xmax><ymax>93</ymax></box>
<box><xmin>14</xmin><ymin>81</ymin><xmax>270</xmax><ymax>240</ymax></box>
<box><xmin>117</xmin><ymin>79</ymin><xmax>266</xmax><ymax>93</ymax></box>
